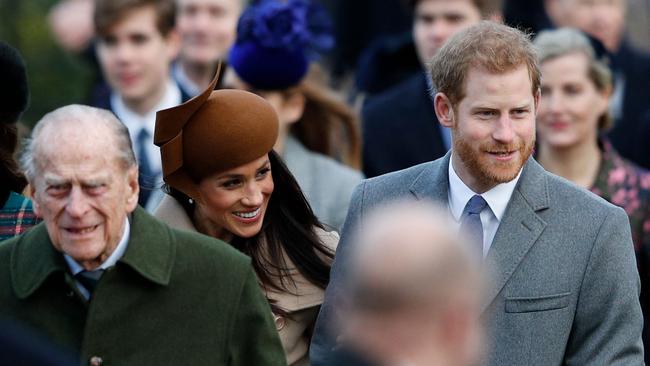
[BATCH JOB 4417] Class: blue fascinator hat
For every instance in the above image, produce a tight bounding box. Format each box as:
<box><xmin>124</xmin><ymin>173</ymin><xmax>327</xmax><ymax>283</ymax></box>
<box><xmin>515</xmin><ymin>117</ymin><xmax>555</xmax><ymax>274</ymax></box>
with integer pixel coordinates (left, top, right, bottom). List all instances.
<box><xmin>229</xmin><ymin>0</ymin><xmax>334</xmax><ymax>90</ymax></box>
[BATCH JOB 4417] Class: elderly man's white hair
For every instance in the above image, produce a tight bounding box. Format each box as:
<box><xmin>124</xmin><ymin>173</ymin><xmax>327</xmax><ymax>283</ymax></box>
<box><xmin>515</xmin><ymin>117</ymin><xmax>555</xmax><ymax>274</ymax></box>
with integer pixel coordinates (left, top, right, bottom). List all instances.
<box><xmin>20</xmin><ymin>104</ymin><xmax>136</xmax><ymax>182</ymax></box>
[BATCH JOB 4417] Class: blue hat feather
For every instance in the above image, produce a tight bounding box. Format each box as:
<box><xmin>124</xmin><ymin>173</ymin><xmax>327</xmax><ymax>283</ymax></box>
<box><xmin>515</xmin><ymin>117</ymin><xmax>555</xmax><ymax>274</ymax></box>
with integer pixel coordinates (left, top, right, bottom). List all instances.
<box><xmin>229</xmin><ymin>0</ymin><xmax>334</xmax><ymax>90</ymax></box>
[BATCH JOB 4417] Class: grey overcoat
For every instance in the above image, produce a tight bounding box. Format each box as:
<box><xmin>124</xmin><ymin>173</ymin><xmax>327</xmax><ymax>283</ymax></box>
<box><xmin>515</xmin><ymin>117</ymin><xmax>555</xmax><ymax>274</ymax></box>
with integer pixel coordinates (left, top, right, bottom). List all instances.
<box><xmin>311</xmin><ymin>153</ymin><xmax>644</xmax><ymax>365</ymax></box>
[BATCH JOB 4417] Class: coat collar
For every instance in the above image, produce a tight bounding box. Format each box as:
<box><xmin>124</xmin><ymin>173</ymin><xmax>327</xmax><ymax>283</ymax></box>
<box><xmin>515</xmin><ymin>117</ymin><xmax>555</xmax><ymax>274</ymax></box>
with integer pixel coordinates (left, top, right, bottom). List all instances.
<box><xmin>409</xmin><ymin>152</ymin><xmax>550</xmax><ymax>312</ymax></box>
<box><xmin>11</xmin><ymin>223</ymin><xmax>68</xmax><ymax>299</ymax></box>
<box><xmin>12</xmin><ymin>207</ymin><xmax>175</xmax><ymax>299</ymax></box>
<box><xmin>119</xmin><ymin>207</ymin><xmax>175</xmax><ymax>287</ymax></box>
<box><xmin>409</xmin><ymin>150</ymin><xmax>451</xmax><ymax>203</ymax></box>
<box><xmin>483</xmin><ymin>158</ymin><xmax>549</xmax><ymax>312</ymax></box>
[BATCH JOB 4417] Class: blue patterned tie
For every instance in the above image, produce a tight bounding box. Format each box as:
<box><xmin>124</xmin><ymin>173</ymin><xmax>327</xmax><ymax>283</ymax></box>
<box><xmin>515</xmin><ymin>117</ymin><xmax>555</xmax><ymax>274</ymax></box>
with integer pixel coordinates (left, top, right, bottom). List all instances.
<box><xmin>137</xmin><ymin>128</ymin><xmax>154</xmax><ymax>206</ymax></box>
<box><xmin>75</xmin><ymin>269</ymin><xmax>105</xmax><ymax>297</ymax></box>
<box><xmin>460</xmin><ymin>195</ymin><xmax>488</xmax><ymax>257</ymax></box>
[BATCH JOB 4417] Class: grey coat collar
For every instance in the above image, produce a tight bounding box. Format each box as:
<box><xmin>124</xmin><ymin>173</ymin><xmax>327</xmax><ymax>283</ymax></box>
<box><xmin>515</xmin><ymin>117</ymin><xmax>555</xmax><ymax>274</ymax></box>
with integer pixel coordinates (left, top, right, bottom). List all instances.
<box><xmin>409</xmin><ymin>151</ymin><xmax>550</xmax><ymax>311</ymax></box>
<box><xmin>12</xmin><ymin>207</ymin><xmax>175</xmax><ymax>299</ymax></box>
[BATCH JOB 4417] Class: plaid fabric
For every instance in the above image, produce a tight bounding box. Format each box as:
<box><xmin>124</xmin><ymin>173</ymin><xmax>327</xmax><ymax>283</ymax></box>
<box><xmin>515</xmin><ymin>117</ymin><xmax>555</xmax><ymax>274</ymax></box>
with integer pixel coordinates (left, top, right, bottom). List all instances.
<box><xmin>0</xmin><ymin>192</ymin><xmax>40</xmax><ymax>241</ymax></box>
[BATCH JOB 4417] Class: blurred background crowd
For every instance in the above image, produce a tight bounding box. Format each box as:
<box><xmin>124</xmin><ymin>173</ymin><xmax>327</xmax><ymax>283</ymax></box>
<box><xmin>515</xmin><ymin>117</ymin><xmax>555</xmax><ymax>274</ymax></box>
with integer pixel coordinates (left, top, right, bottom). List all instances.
<box><xmin>2</xmin><ymin>0</ymin><xmax>650</xmax><ymax>365</ymax></box>
<box><xmin>3</xmin><ymin>0</ymin><xmax>649</xmax><ymax>129</ymax></box>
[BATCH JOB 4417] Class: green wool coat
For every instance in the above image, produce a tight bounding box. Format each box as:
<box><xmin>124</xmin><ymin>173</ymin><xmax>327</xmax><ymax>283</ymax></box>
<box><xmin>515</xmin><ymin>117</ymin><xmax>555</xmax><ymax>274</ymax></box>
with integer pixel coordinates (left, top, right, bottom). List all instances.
<box><xmin>0</xmin><ymin>207</ymin><xmax>287</xmax><ymax>366</ymax></box>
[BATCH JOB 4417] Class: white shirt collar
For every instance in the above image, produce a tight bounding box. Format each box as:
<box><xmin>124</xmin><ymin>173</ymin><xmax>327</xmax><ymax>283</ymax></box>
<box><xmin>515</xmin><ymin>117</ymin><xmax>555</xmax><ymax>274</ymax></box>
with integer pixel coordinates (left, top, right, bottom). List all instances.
<box><xmin>447</xmin><ymin>154</ymin><xmax>522</xmax><ymax>222</ymax></box>
<box><xmin>64</xmin><ymin>217</ymin><xmax>131</xmax><ymax>274</ymax></box>
<box><xmin>110</xmin><ymin>78</ymin><xmax>182</xmax><ymax>140</ymax></box>
<box><xmin>172</xmin><ymin>61</ymin><xmax>201</xmax><ymax>97</ymax></box>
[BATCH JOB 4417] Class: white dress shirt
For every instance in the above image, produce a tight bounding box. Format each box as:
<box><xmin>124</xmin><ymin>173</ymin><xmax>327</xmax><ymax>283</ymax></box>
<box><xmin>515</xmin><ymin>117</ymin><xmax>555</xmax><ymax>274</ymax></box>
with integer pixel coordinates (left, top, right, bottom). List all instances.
<box><xmin>172</xmin><ymin>61</ymin><xmax>201</xmax><ymax>97</ymax></box>
<box><xmin>110</xmin><ymin>79</ymin><xmax>182</xmax><ymax>211</ymax></box>
<box><xmin>447</xmin><ymin>155</ymin><xmax>521</xmax><ymax>257</ymax></box>
<box><xmin>64</xmin><ymin>217</ymin><xmax>131</xmax><ymax>299</ymax></box>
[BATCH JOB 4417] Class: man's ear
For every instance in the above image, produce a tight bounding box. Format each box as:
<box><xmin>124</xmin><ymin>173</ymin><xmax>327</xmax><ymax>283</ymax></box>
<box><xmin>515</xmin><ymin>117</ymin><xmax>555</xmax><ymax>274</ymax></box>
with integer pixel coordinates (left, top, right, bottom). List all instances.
<box><xmin>30</xmin><ymin>184</ymin><xmax>41</xmax><ymax>217</ymax></box>
<box><xmin>125</xmin><ymin>166</ymin><xmax>140</xmax><ymax>212</ymax></box>
<box><xmin>434</xmin><ymin>93</ymin><xmax>455</xmax><ymax>128</ymax></box>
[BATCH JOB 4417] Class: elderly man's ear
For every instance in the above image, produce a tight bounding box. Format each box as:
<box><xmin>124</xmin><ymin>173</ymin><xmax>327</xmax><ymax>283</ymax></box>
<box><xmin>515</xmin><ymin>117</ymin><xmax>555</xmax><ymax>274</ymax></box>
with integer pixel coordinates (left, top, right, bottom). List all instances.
<box><xmin>29</xmin><ymin>184</ymin><xmax>41</xmax><ymax>217</ymax></box>
<box><xmin>126</xmin><ymin>166</ymin><xmax>140</xmax><ymax>211</ymax></box>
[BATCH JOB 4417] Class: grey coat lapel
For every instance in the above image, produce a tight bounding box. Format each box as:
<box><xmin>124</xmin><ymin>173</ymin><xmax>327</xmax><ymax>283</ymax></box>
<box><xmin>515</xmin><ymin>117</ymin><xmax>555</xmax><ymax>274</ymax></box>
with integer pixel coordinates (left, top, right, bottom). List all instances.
<box><xmin>406</xmin><ymin>153</ymin><xmax>550</xmax><ymax>313</ymax></box>
<box><xmin>409</xmin><ymin>151</ymin><xmax>451</xmax><ymax>203</ymax></box>
<box><xmin>482</xmin><ymin>158</ymin><xmax>549</xmax><ymax>312</ymax></box>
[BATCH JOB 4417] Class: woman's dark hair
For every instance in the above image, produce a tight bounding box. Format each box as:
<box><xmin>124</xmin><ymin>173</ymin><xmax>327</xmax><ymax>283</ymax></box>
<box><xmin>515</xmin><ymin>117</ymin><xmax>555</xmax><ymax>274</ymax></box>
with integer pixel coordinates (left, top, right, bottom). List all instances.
<box><xmin>167</xmin><ymin>150</ymin><xmax>333</xmax><ymax>311</ymax></box>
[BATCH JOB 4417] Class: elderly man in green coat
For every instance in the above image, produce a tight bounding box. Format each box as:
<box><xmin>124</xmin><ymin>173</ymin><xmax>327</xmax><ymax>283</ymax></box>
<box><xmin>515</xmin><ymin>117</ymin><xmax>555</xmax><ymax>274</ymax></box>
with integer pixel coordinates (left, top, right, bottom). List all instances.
<box><xmin>0</xmin><ymin>105</ymin><xmax>287</xmax><ymax>366</ymax></box>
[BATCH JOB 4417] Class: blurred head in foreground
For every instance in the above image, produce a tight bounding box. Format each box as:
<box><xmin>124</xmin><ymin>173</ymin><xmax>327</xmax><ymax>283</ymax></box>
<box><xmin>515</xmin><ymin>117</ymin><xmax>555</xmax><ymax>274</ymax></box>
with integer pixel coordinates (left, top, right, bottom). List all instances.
<box><xmin>341</xmin><ymin>200</ymin><xmax>484</xmax><ymax>366</ymax></box>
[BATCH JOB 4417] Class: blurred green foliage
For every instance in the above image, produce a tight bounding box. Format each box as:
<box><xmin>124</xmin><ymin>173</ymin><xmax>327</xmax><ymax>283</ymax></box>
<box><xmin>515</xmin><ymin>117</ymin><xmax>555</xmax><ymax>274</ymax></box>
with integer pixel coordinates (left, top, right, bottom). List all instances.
<box><xmin>1</xmin><ymin>0</ymin><xmax>95</xmax><ymax>128</ymax></box>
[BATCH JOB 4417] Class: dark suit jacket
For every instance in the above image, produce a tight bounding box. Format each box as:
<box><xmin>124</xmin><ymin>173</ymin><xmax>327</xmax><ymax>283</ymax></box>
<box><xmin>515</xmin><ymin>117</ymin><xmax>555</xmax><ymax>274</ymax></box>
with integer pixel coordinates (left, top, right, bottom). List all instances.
<box><xmin>311</xmin><ymin>154</ymin><xmax>643</xmax><ymax>365</ymax></box>
<box><xmin>361</xmin><ymin>72</ymin><xmax>448</xmax><ymax>178</ymax></box>
<box><xmin>607</xmin><ymin>42</ymin><xmax>650</xmax><ymax>170</ymax></box>
<box><xmin>0</xmin><ymin>207</ymin><xmax>287</xmax><ymax>365</ymax></box>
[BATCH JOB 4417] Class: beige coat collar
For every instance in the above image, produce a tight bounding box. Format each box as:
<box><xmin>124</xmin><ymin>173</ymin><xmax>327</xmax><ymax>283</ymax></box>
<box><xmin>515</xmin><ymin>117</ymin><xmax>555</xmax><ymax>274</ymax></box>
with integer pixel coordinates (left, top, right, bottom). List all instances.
<box><xmin>154</xmin><ymin>194</ymin><xmax>337</xmax><ymax>311</ymax></box>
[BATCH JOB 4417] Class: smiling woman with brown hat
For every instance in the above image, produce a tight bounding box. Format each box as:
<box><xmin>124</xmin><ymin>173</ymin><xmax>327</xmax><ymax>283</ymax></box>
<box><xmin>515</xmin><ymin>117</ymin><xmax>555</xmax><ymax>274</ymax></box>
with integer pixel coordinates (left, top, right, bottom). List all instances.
<box><xmin>153</xmin><ymin>62</ymin><xmax>336</xmax><ymax>366</ymax></box>
<box><xmin>224</xmin><ymin>0</ymin><xmax>363</xmax><ymax>231</ymax></box>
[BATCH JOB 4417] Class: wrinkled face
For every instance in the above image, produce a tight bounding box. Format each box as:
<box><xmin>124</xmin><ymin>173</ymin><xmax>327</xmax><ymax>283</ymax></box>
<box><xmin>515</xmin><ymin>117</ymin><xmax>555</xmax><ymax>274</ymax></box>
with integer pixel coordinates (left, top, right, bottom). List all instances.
<box><xmin>96</xmin><ymin>6</ymin><xmax>179</xmax><ymax>108</ymax></box>
<box><xmin>413</xmin><ymin>0</ymin><xmax>482</xmax><ymax>65</ymax></box>
<box><xmin>537</xmin><ymin>53</ymin><xmax>609</xmax><ymax>149</ymax></box>
<box><xmin>31</xmin><ymin>126</ymin><xmax>139</xmax><ymax>270</ymax></box>
<box><xmin>177</xmin><ymin>0</ymin><xmax>241</xmax><ymax>65</ymax></box>
<box><xmin>196</xmin><ymin>155</ymin><xmax>274</xmax><ymax>239</ymax></box>
<box><xmin>551</xmin><ymin>0</ymin><xmax>626</xmax><ymax>51</ymax></box>
<box><xmin>438</xmin><ymin>65</ymin><xmax>538</xmax><ymax>193</ymax></box>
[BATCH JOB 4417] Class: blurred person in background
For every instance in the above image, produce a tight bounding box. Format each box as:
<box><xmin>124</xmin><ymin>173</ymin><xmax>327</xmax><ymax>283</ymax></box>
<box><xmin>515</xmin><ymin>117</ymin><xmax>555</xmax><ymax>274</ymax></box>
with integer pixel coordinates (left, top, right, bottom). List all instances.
<box><xmin>173</xmin><ymin>0</ymin><xmax>244</xmax><ymax>96</ymax></box>
<box><xmin>92</xmin><ymin>0</ymin><xmax>191</xmax><ymax>211</ymax></box>
<box><xmin>533</xmin><ymin>27</ymin><xmax>650</xmax><ymax>361</ymax></box>
<box><xmin>48</xmin><ymin>0</ymin><xmax>96</xmax><ymax>54</ymax></box>
<box><xmin>224</xmin><ymin>0</ymin><xmax>363</xmax><ymax>230</ymax></box>
<box><xmin>361</xmin><ymin>0</ymin><xmax>499</xmax><ymax>178</ymax></box>
<box><xmin>543</xmin><ymin>0</ymin><xmax>650</xmax><ymax>170</ymax></box>
<box><xmin>154</xmin><ymin>66</ymin><xmax>337</xmax><ymax>365</ymax></box>
<box><xmin>0</xmin><ymin>41</ymin><xmax>40</xmax><ymax>241</ymax></box>
<box><xmin>341</xmin><ymin>200</ymin><xmax>484</xmax><ymax>366</ymax></box>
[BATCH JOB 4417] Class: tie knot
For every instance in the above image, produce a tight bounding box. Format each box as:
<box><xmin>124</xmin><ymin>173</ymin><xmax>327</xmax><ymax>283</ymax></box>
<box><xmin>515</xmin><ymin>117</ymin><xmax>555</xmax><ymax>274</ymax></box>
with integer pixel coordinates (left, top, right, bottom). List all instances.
<box><xmin>465</xmin><ymin>195</ymin><xmax>488</xmax><ymax>215</ymax></box>
<box><xmin>137</xmin><ymin>127</ymin><xmax>150</xmax><ymax>143</ymax></box>
<box><xmin>76</xmin><ymin>269</ymin><xmax>105</xmax><ymax>295</ymax></box>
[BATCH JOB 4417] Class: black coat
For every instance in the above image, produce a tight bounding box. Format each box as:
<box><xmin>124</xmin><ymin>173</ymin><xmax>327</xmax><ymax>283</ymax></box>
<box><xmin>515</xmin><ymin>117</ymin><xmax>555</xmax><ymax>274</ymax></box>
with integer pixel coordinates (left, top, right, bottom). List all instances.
<box><xmin>361</xmin><ymin>72</ymin><xmax>448</xmax><ymax>178</ymax></box>
<box><xmin>606</xmin><ymin>42</ymin><xmax>650</xmax><ymax>170</ymax></box>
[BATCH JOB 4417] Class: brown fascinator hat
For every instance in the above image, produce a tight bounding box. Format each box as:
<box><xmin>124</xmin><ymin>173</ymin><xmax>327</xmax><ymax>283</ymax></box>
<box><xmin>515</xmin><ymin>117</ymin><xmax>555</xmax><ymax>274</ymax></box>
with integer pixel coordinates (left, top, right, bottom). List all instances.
<box><xmin>154</xmin><ymin>62</ymin><xmax>279</xmax><ymax>202</ymax></box>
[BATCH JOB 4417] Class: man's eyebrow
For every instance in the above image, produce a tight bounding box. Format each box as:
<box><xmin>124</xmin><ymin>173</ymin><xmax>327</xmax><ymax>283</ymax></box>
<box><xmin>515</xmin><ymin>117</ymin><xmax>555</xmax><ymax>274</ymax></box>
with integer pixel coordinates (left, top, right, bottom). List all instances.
<box><xmin>44</xmin><ymin>176</ymin><xmax>66</xmax><ymax>185</ymax></box>
<box><xmin>83</xmin><ymin>178</ymin><xmax>109</xmax><ymax>186</ymax></box>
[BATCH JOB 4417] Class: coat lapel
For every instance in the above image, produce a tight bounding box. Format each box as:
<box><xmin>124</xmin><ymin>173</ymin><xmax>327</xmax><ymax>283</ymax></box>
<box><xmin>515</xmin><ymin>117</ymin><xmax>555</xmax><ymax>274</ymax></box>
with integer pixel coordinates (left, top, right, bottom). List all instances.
<box><xmin>119</xmin><ymin>207</ymin><xmax>175</xmax><ymax>286</ymax></box>
<box><xmin>12</xmin><ymin>207</ymin><xmax>176</xmax><ymax>299</ymax></box>
<box><xmin>481</xmin><ymin>159</ymin><xmax>549</xmax><ymax>312</ymax></box>
<box><xmin>11</xmin><ymin>223</ymin><xmax>68</xmax><ymax>299</ymax></box>
<box><xmin>409</xmin><ymin>151</ymin><xmax>451</xmax><ymax>203</ymax></box>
